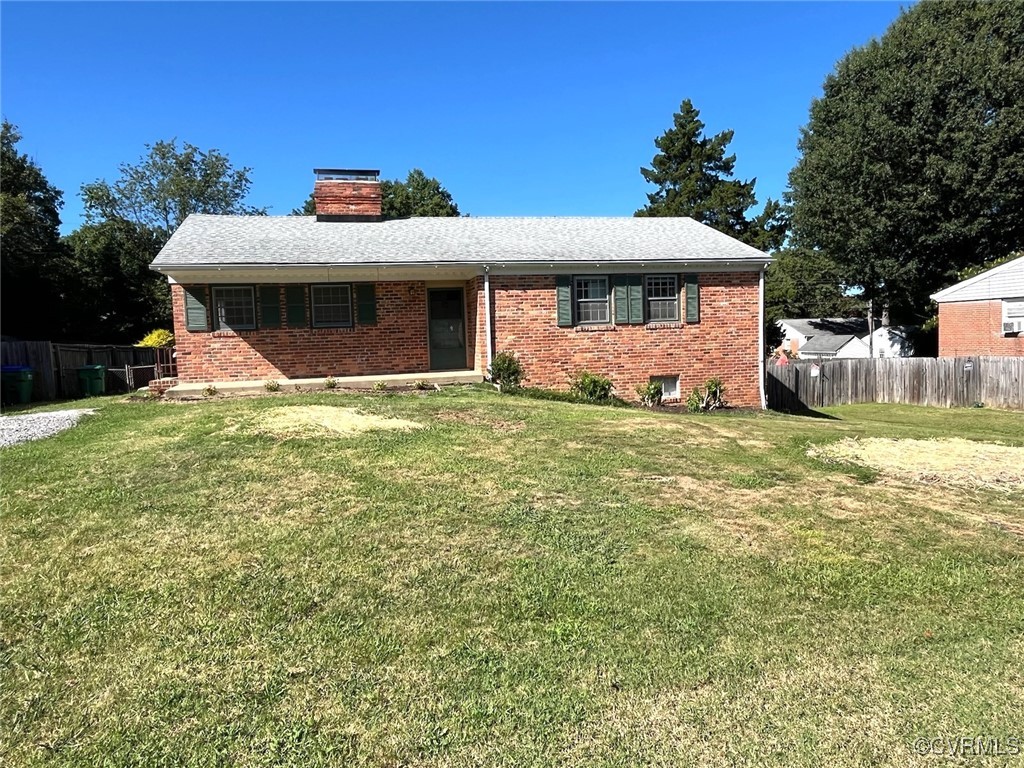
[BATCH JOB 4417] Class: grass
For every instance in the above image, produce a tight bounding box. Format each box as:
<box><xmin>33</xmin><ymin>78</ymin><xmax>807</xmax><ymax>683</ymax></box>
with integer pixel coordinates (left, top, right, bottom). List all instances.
<box><xmin>1</xmin><ymin>389</ymin><xmax>1022</xmax><ymax>766</ymax></box>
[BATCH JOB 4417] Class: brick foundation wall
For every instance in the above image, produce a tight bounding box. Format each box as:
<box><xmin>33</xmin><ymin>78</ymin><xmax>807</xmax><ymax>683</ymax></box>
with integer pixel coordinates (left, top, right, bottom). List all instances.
<box><xmin>486</xmin><ymin>272</ymin><xmax>761</xmax><ymax>407</ymax></box>
<box><xmin>172</xmin><ymin>282</ymin><xmax>438</xmax><ymax>382</ymax></box>
<box><xmin>938</xmin><ymin>300</ymin><xmax>1024</xmax><ymax>357</ymax></box>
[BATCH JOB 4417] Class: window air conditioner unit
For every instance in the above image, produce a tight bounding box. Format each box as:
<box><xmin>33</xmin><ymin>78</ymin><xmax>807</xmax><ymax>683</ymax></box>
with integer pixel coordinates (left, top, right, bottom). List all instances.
<box><xmin>1003</xmin><ymin>319</ymin><xmax>1024</xmax><ymax>335</ymax></box>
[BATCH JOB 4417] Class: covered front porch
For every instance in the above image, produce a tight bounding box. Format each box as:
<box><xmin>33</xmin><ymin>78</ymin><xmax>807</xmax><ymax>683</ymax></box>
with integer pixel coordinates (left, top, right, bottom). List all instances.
<box><xmin>161</xmin><ymin>262</ymin><xmax>492</xmax><ymax>385</ymax></box>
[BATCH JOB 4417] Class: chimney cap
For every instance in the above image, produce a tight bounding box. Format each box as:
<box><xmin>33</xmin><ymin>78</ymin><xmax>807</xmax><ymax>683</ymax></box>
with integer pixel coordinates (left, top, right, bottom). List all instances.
<box><xmin>314</xmin><ymin>168</ymin><xmax>380</xmax><ymax>181</ymax></box>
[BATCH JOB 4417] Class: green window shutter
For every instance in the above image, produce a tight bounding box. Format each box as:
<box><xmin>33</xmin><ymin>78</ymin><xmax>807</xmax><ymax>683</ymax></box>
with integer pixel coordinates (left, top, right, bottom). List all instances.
<box><xmin>628</xmin><ymin>274</ymin><xmax>644</xmax><ymax>324</ymax></box>
<box><xmin>355</xmin><ymin>283</ymin><xmax>377</xmax><ymax>325</ymax></box>
<box><xmin>556</xmin><ymin>275</ymin><xmax>573</xmax><ymax>327</ymax></box>
<box><xmin>611</xmin><ymin>275</ymin><xmax>629</xmax><ymax>324</ymax></box>
<box><xmin>259</xmin><ymin>286</ymin><xmax>281</xmax><ymax>329</ymax></box>
<box><xmin>612</xmin><ymin>275</ymin><xmax>644</xmax><ymax>324</ymax></box>
<box><xmin>684</xmin><ymin>274</ymin><xmax>700</xmax><ymax>323</ymax></box>
<box><xmin>183</xmin><ymin>286</ymin><xmax>209</xmax><ymax>332</ymax></box>
<box><xmin>286</xmin><ymin>285</ymin><xmax>307</xmax><ymax>327</ymax></box>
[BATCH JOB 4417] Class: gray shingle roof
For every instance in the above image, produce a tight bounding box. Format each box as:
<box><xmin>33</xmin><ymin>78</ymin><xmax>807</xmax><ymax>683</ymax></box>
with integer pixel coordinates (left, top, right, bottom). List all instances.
<box><xmin>780</xmin><ymin>318</ymin><xmax>870</xmax><ymax>338</ymax></box>
<box><xmin>799</xmin><ymin>334</ymin><xmax>860</xmax><ymax>354</ymax></box>
<box><xmin>150</xmin><ymin>214</ymin><xmax>771</xmax><ymax>269</ymax></box>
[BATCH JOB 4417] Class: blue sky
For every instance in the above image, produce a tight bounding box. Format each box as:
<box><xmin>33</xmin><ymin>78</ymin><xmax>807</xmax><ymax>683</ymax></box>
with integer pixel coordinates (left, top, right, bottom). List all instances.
<box><xmin>2</xmin><ymin>1</ymin><xmax>907</xmax><ymax>233</ymax></box>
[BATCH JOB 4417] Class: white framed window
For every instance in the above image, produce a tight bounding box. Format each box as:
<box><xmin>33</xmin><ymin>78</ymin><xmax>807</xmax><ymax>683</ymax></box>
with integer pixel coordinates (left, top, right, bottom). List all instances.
<box><xmin>651</xmin><ymin>375</ymin><xmax>680</xmax><ymax>399</ymax></box>
<box><xmin>574</xmin><ymin>276</ymin><xmax>610</xmax><ymax>324</ymax></box>
<box><xmin>212</xmin><ymin>286</ymin><xmax>256</xmax><ymax>331</ymax></box>
<box><xmin>311</xmin><ymin>284</ymin><xmax>354</xmax><ymax>328</ymax></box>
<box><xmin>1003</xmin><ymin>298</ymin><xmax>1024</xmax><ymax>334</ymax></box>
<box><xmin>645</xmin><ymin>275</ymin><xmax>679</xmax><ymax>322</ymax></box>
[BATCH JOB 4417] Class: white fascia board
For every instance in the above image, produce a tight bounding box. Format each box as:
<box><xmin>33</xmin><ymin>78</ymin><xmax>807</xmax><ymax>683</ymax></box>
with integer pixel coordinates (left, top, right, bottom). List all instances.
<box><xmin>930</xmin><ymin>255</ymin><xmax>1024</xmax><ymax>302</ymax></box>
<box><xmin>153</xmin><ymin>259</ymin><xmax>772</xmax><ymax>283</ymax></box>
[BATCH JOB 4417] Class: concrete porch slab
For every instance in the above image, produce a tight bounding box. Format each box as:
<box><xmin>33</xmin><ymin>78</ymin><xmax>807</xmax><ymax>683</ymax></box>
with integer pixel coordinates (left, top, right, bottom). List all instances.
<box><xmin>164</xmin><ymin>370</ymin><xmax>484</xmax><ymax>399</ymax></box>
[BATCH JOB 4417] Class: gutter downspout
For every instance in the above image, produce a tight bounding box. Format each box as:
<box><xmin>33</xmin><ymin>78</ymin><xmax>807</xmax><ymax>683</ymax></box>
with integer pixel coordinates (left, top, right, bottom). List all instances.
<box><xmin>758</xmin><ymin>266</ymin><xmax>767</xmax><ymax>410</ymax></box>
<box><xmin>484</xmin><ymin>266</ymin><xmax>494</xmax><ymax>376</ymax></box>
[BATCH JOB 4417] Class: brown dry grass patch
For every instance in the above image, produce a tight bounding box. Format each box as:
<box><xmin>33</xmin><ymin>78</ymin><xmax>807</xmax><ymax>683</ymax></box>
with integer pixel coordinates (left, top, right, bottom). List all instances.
<box><xmin>811</xmin><ymin>437</ymin><xmax>1024</xmax><ymax>491</ymax></box>
<box><xmin>255</xmin><ymin>406</ymin><xmax>424</xmax><ymax>438</ymax></box>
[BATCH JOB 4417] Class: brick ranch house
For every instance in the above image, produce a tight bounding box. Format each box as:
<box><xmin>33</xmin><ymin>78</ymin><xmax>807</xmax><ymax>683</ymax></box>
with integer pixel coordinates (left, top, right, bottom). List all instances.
<box><xmin>150</xmin><ymin>169</ymin><xmax>772</xmax><ymax>407</ymax></box>
<box><xmin>931</xmin><ymin>254</ymin><xmax>1024</xmax><ymax>357</ymax></box>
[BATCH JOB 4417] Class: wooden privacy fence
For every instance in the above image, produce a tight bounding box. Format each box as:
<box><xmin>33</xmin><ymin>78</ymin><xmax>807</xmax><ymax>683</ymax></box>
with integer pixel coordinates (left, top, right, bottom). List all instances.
<box><xmin>1</xmin><ymin>341</ymin><xmax>159</xmax><ymax>401</ymax></box>
<box><xmin>767</xmin><ymin>357</ymin><xmax>1024</xmax><ymax>411</ymax></box>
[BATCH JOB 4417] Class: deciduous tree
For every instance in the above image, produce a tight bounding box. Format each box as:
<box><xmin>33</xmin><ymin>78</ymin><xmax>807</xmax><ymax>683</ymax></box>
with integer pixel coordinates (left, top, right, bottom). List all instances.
<box><xmin>0</xmin><ymin>121</ymin><xmax>71</xmax><ymax>340</ymax></box>
<box><xmin>292</xmin><ymin>168</ymin><xmax>461</xmax><ymax>218</ymax></box>
<box><xmin>81</xmin><ymin>139</ymin><xmax>266</xmax><ymax>235</ymax></box>
<box><xmin>787</xmin><ymin>1</ymin><xmax>1024</xmax><ymax>320</ymax></box>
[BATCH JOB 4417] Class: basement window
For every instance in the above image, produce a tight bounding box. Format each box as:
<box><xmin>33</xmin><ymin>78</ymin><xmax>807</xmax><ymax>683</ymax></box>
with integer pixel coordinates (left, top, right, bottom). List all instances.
<box><xmin>311</xmin><ymin>284</ymin><xmax>354</xmax><ymax>328</ymax></box>
<box><xmin>651</xmin><ymin>375</ymin><xmax>680</xmax><ymax>400</ymax></box>
<box><xmin>212</xmin><ymin>286</ymin><xmax>256</xmax><ymax>331</ymax></box>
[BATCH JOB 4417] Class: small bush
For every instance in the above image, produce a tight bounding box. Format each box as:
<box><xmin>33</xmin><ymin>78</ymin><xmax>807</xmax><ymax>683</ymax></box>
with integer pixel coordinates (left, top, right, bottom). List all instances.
<box><xmin>373</xmin><ymin>381</ymin><xmax>388</xmax><ymax>392</ymax></box>
<box><xmin>514</xmin><ymin>387</ymin><xmax>630</xmax><ymax>408</ymax></box>
<box><xmin>136</xmin><ymin>329</ymin><xmax>175</xmax><ymax>348</ymax></box>
<box><xmin>635</xmin><ymin>381</ymin><xmax>663</xmax><ymax>408</ymax></box>
<box><xmin>489</xmin><ymin>351</ymin><xmax>524</xmax><ymax>391</ymax></box>
<box><xmin>324</xmin><ymin>376</ymin><xmax>338</xmax><ymax>389</ymax></box>
<box><xmin>202</xmin><ymin>384</ymin><xmax>218</xmax><ymax>398</ymax></box>
<box><xmin>686</xmin><ymin>377</ymin><xmax>727</xmax><ymax>413</ymax></box>
<box><xmin>569</xmin><ymin>370</ymin><xmax>614</xmax><ymax>403</ymax></box>
<box><xmin>264</xmin><ymin>379</ymin><xmax>280</xmax><ymax>392</ymax></box>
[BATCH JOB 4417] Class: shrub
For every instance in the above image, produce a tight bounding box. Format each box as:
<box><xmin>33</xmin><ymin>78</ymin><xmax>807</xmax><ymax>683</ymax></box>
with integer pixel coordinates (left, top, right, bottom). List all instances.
<box><xmin>686</xmin><ymin>377</ymin><xmax>727</xmax><ymax>413</ymax></box>
<box><xmin>202</xmin><ymin>384</ymin><xmax>218</xmax><ymax>397</ymax></box>
<box><xmin>373</xmin><ymin>380</ymin><xmax>388</xmax><ymax>392</ymax></box>
<box><xmin>136</xmin><ymin>329</ymin><xmax>175</xmax><ymax>348</ymax></box>
<box><xmin>489</xmin><ymin>351</ymin><xmax>524</xmax><ymax>391</ymax></box>
<box><xmin>514</xmin><ymin>386</ymin><xmax>630</xmax><ymax>408</ymax></box>
<box><xmin>324</xmin><ymin>376</ymin><xmax>338</xmax><ymax>389</ymax></box>
<box><xmin>264</xmin><ymin>379</ymin><xmax>280</xmax><ymax>392</ymax></box>
<box><xmin>568</xmin><ymin>370</ymin><xmax>614</xmax><ymax>403</ymax></box>
<box><xmin>635</xmin><ymin>381</ymin><xmax>664</xmax><ymax>408</ymax></box>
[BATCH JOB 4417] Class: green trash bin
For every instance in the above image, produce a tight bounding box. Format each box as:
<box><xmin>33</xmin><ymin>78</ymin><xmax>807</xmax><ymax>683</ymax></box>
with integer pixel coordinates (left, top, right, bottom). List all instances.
<box><xmin>1</xmin><ymin>365</ymin><xmax>34</xmax><ymax>405</ymax></box>
<box><xmin>77</xmin><ymin>365</ymin><xmax>107</xmax><ymax>397</ymax></box>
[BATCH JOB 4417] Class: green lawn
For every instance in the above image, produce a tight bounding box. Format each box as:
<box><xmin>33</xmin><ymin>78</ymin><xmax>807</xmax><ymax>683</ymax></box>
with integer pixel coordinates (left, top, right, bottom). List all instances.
<box><xmin>1</xmin><ymin>389</ymin><xmax>1022</xmax><ymax>766</ymax></box>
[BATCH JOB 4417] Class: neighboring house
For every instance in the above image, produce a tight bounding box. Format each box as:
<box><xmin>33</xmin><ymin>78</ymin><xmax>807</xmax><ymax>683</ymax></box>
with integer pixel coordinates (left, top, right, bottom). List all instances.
<box><xmin>863</xmin><ymin>325</ymin><xmax>917</xmax><ymax>358</ymax></box>
<box><xmin>778</xmin><ymin>317</ymin><xmax>916</xmax><ymax>359</ymax></box>
<box><xmin>150</xmin><ymin>169</ymin><xmax>772</xmax><ymax>406</ymax></box>
<box><xmin>931</xmin><ymin>255</ymin><xmax>1024</xmax><ymax>356</ymax></box>
<box><xmin>778</xmin><ymin>318</ymin><xmax>868</xmax><ymax>358</ymax></box>
<box><xmin>798</xmin><ymin>333</ymin><xmax>870</xmax><ymax>360</ymax></box>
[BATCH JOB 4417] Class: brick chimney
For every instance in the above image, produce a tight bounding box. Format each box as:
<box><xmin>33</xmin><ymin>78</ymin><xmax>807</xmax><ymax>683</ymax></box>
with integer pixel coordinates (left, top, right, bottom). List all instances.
<box><xmin>313</xmin><ymin>169</ymin><xmax>383</xmax><ymax>222</ymax></box>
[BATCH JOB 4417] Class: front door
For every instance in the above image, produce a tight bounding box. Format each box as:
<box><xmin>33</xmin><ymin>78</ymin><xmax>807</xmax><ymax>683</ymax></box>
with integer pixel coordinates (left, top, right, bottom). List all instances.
<box><xmin>427</xmin><ymin>288</ymin><xmax>467</xmax><ymax>371</ymax></box>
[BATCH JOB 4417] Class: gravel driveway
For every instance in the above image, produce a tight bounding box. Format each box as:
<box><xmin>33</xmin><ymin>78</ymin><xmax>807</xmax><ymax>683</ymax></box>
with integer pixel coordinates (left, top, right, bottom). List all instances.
<box><xmin>0</xmin><ymin>409</ymin><xmax>97</xmax><ymax>448</ymax></box>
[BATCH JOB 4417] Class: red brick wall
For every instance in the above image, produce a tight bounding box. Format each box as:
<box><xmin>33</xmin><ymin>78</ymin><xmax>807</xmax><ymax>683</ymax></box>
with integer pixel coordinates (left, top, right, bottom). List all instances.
<box><xmin>487</xmin><ymin>272</ymin><xmax>761</xmax><ymax>407</ymax></box>
<box><xmin>171</xmin><ymin>282</ymin><xmax>433</xmax><ymax>381</ymax></box>
<box><xmin>313</xmin><ymin>180</ymin><xmax>381</xmax><ymax>217</ymax></box>
<box><xmin>938</xmin><ymin>300</ymin><xmax>1024</xmax><ymax>356</ymax></box>
<box><xmin>170</xmin><ymin>272</ymin><xmax>763</xmax><ymax>407</ymax></box>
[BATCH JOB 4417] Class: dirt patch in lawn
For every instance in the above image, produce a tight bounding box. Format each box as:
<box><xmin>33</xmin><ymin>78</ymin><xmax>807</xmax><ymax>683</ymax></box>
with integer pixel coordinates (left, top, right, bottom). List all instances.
<box><xmin>434</xmin><ymin>409</ymin><xmax>526</xmax><ymax>432</ymax></box>
<box><xmin>810</xmin><ymin>437</ymin><xmax>1024</xmax><ymax>491</ymax></box>
<box><xmin>256</xmin><ymin>406</ymin><xmax>424</xmax><ymax>438</ymax></box>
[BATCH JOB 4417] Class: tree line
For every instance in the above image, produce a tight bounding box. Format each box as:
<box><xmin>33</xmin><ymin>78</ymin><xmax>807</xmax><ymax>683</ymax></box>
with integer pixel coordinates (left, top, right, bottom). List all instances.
<box><xmin>2</xmin><ymin>1</ymin><xmax>1019</xmax><ymax>345</ymax></box>
<box><xmin>0</xmin><ymin>131</ymin><xmax>461</xmax><ymax>343</ymax></box>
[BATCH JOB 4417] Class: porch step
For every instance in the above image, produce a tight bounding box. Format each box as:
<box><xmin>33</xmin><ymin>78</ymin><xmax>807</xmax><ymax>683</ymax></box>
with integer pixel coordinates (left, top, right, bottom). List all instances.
<box><xmin>163</xmin><ymin>370</ymin><xmax>484</xmax><ymax>399</ymax></box>
<box><xmin>148</xmin><ymin>377</ymin><xmax>179</xmax><ymax>395</ymax></box>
